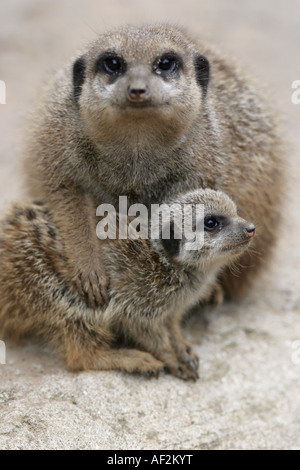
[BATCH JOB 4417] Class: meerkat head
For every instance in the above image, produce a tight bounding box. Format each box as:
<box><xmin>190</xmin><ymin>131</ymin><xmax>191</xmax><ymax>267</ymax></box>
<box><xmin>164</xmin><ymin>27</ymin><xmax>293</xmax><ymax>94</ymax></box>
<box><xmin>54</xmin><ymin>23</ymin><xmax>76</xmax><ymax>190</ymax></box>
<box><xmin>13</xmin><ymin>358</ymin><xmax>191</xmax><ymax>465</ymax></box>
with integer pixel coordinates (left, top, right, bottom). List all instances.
<box><xmin>156</xmin><ymin>189</ymin><xmax>256</xmax><ymax>270</ymax></box>
<box><xmin>72</xmin><ymin>24</ymin><xmax>209</xmax><ymax>147</ymax></box>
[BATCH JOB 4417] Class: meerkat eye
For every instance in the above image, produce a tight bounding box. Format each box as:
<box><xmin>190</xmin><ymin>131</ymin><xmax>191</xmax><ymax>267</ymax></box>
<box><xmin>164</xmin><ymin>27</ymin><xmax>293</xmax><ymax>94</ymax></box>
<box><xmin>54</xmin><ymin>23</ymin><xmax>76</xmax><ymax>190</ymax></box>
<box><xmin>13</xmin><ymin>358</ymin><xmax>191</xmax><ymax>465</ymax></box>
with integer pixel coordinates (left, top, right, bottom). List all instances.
<box><xmin>154</xmin><ymin>53</ymin><xmax>181</xmax><ymax>75</ymax></box>
<box><xmin>104</xmin><ymin>57</ymin><xmax>122</xmax><ymax>73</ymax></box>
<box><xmin>96</xmin><ymin>53</ymin><xmax>126</xmax><ymax>76</ymax></box>
<box><xmin>204</xmin><ymin>216</ymin><xmax>222</xmax><ymax>232</ymax></box>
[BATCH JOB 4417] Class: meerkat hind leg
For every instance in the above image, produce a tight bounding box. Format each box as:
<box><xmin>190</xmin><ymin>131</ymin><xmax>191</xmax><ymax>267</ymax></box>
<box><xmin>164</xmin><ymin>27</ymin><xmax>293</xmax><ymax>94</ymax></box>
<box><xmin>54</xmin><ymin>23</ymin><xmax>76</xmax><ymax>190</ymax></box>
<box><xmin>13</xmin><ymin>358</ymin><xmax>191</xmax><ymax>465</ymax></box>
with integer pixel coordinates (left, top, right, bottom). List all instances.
<box><xmin>65</xmin><ymin>343</ymin><xmax>164</xmax><ymax>377</ymax></box>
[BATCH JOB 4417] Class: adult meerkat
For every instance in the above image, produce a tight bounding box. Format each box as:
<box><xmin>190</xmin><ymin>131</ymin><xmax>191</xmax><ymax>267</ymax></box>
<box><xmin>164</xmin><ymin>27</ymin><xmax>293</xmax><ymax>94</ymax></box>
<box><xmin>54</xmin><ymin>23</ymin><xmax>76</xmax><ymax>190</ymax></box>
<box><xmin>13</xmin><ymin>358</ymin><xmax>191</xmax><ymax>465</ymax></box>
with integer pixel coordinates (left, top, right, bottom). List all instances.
<box><xmin>0</xmin><ymin>189</ymin><xmax>255</xmax><ymax>380</ymax></box>
<box><xmin>24</xmin><ymin>24</ymin><xmax>283</xmax><ymax>306</ymax></box>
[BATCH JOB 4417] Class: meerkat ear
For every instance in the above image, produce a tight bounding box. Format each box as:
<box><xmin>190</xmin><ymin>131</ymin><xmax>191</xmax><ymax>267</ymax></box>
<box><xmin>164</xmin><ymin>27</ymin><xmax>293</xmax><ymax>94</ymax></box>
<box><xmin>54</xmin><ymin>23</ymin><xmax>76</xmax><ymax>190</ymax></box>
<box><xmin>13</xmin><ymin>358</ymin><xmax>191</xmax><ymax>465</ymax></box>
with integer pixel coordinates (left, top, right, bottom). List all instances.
<box><xmin>194</xmin><ymin>54</ymin><xmax>210</xmax><ymax>97</ymax></box>
<box><xmin>73</xmin><ymin>56</ymin><xmax>86</xmax><ymax>103</ymax></box>
<box><xmin>161</xmin><ymin>221</ymin><xmax>181</xmax><ymax>257</ymax></box>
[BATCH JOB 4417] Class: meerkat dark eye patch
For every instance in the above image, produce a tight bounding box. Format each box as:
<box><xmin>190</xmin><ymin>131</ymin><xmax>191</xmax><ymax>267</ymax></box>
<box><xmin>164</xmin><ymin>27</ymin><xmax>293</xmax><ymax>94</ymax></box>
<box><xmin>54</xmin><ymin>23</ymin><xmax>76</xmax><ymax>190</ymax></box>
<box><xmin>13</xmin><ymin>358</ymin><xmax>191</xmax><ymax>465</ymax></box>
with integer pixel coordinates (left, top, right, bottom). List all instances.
<box><xmin>73</xmin><ymin>56</ymin><xmax>86</xmax><ymax>103</ymax></box>
<box><xmin>96</xmin><ymin>52</ymin><xmax>127</xmax><ymax>77</ymax></box>
<box><xmin>153</xmin><ymin>52</ymin><xmax>183</xmax><ymax>77</ymax></box>
<box><xmin>194</xmin><ymin>54</ymin><xmax>210</xmax><ymax>97</ymax></box>
<box><xmin>161</xmin><ymin>221</ymin><xmax>181</xmax><ymax>257</ymax></box>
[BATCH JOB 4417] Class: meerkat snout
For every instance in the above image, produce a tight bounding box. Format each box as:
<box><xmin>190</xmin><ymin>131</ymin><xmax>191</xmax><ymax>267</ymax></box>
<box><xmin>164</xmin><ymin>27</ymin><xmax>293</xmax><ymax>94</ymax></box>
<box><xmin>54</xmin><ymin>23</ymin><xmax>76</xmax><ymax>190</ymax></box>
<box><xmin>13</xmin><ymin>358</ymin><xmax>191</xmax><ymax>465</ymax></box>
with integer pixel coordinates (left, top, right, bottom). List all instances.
<box><xmin>246</xmin><ymin>224</ymin><xmax>256</xmax><ymax>237</ymax></box>
<box><xmin>127</xmin><ymin>84</ymin><xmax>150</xmax><ymax>102</ymax></box>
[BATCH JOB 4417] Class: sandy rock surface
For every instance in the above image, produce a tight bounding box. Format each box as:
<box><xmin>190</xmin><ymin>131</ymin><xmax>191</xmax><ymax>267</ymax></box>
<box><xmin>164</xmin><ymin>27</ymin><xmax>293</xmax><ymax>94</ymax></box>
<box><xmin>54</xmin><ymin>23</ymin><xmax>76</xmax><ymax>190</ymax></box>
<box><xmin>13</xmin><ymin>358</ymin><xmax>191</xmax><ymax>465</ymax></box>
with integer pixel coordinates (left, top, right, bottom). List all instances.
<box><xmin>0</xmin><ymin>0</ymin><xmax>299</xmax><ymax>450</ymax></box>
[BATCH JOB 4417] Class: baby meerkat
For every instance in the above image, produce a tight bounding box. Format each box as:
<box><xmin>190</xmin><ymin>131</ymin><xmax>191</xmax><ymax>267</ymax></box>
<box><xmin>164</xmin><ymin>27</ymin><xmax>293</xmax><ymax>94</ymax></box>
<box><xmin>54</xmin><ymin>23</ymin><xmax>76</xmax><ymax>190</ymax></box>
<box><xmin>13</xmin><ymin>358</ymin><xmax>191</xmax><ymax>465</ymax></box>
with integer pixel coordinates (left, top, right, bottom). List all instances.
<box><xmin>0</xmin><ymin>189</ymin><xmax>255</xmax><ymax>380</ymax></box>
<box><xmin>23</xmin><ymin>24</ymin><xmax>283</xmax><ymax>307</ymax></box>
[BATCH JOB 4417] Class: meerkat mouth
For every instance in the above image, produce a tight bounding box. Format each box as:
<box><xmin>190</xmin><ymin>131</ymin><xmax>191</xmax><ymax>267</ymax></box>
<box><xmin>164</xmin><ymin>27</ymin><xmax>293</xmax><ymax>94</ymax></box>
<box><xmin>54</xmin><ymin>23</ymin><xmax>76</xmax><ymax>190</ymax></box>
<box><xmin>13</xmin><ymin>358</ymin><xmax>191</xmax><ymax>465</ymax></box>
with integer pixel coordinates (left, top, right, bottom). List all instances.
<box><xmin>119</xmin><ymin>102</ymin><xmax>170</xmax><ymax>110</ymax></box>
<box><xmin>221</xmin><ymin>239</ymin><xmax>251</xmax><ymax>252</ymax></box>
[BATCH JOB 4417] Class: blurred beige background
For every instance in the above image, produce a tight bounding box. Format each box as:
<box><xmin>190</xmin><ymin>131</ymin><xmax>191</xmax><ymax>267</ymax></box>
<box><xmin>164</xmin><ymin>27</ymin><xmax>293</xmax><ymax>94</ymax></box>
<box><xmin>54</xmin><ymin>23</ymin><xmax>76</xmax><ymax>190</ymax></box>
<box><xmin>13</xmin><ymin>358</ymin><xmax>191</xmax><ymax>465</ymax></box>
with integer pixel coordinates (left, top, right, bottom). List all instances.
<box><xmin>0</xmin><ymin>0</ymin><xmax>299</xmax><ymax>450</ymax></box>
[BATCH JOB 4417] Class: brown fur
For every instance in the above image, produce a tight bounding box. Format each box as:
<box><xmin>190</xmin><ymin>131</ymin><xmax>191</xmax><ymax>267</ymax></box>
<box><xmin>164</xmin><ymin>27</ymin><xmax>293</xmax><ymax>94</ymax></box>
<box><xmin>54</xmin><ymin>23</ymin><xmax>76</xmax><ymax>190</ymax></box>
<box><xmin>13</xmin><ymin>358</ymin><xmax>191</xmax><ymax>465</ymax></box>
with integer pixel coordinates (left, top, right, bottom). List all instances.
<box><xmin>0</xmin><ymin>189</ymin><xmax>255</xmax><ymax>380</ymax></box>
<box><xmin>23</xmin><ymin>24</ymin><xmax>284</xmax><ymax>304</ymax></box>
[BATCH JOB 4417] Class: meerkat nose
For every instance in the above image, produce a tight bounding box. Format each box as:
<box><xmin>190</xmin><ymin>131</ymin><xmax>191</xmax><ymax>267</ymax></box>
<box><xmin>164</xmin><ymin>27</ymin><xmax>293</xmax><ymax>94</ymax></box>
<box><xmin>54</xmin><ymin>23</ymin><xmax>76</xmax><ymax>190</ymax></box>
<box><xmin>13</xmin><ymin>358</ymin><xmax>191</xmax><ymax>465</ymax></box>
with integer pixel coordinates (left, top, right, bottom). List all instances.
<box><xmin>246</xmin><ymin>224</ymin><xmax>256</xmax><ymax>237</ymax></box>
<box><xmin>127</xmin><ymin>85</ymin><xmax>150</xmax><ymax>101</ymax></box>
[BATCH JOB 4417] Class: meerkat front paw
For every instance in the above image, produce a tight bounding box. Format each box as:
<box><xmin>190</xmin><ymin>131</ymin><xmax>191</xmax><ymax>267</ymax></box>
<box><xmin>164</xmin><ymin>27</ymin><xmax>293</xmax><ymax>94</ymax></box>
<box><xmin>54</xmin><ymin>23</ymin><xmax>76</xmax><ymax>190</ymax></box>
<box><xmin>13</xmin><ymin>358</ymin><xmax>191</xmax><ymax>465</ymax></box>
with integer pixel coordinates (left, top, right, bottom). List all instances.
<box><xmin>167</xmin><ymin>322</ymin><xmax>199</xmax><ymax>378</ymax></box>
<box><xmin>176</xmin><ymin>342</ymin><xmax>199</xmax><ymax>375</ymax></box>
<box><xmin>73</xmin><ymin>262</ymin><xmax>109</xmax><ymax>309</ymax></box>
<box><xmin>155</xmin><ymin>348</ymin><xmax>199</xmax><ymax>381</ymax></box>
<box><xmin>163</xmin><ymin>357</ymin><xmax>199</xmax><ymax>381</ymax></box>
